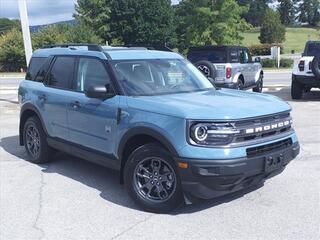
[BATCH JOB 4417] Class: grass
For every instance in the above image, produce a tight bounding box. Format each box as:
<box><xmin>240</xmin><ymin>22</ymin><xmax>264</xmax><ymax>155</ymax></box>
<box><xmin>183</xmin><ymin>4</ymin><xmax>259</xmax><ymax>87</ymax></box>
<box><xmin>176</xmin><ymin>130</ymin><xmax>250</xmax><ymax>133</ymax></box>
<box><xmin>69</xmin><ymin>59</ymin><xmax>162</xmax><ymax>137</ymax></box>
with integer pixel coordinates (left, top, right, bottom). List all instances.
<box><xmin>242</xmin><ymin>27</ymin><xmax>320</xmax><ymax>54</ymax></box>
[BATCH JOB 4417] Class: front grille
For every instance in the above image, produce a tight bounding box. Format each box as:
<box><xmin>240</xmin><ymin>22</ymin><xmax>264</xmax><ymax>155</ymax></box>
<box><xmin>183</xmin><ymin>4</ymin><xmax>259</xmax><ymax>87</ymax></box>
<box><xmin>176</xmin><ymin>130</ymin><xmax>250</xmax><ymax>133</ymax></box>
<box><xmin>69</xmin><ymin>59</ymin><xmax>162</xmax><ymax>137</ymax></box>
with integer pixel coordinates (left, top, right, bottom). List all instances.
<box><xmin>232</xmin><ymin>112</ymin><xmax>292</xmax><ymax>143</ymax></box>
<box><xmin>246</xmin><ymin>138</ymin><xmax>292</xmax><ymax>157</ymax></box>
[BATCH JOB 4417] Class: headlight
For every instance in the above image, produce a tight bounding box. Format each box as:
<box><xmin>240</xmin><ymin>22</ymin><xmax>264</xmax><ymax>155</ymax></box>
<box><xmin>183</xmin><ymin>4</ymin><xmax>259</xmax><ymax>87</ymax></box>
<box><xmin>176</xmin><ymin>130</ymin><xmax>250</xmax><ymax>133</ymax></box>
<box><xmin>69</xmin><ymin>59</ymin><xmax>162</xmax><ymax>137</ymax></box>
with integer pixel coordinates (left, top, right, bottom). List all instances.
<box><xmin>189</xmin><ymin>122</ymin><xmax>240</xmax><ymax>146</ymax></box>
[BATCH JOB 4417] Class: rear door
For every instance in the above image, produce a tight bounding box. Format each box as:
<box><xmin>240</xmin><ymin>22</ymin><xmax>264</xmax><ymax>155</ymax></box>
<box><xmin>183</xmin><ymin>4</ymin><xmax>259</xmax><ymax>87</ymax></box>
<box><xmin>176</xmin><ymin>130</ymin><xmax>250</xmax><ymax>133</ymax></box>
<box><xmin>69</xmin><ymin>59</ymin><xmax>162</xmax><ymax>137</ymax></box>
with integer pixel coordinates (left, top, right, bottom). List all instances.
<box><xmin>67</xmin><ymin>57</ymin><xmax>119</xmax><ymax>157</ymax></box>
<box><xmin>41</xmin><ymin>56</ymin><xmax>75</xmax><ymax>140</ymax></box>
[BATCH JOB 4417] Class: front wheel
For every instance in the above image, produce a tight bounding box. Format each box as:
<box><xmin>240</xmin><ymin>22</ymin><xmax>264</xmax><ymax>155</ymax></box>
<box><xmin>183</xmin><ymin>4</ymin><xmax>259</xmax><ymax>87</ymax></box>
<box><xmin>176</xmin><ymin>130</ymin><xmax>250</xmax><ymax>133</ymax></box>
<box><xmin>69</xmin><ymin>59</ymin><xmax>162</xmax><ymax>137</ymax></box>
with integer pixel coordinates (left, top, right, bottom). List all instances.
<box><xmin>124</xmin><ymin>143</ymin><xmax>183</xmax><ymax>213</ymax></box>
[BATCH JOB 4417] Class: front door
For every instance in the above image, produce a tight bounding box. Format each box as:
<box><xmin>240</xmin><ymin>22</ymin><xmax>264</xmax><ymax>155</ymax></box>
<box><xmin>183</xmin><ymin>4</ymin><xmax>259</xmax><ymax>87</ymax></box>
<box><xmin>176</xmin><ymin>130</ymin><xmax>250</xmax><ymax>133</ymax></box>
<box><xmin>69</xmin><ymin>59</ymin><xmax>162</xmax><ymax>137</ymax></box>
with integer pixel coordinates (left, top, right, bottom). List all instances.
<box><xmin>67</xmin><ymin>57</ymin><xmax>119</xmax><ymax>156</ymax></box>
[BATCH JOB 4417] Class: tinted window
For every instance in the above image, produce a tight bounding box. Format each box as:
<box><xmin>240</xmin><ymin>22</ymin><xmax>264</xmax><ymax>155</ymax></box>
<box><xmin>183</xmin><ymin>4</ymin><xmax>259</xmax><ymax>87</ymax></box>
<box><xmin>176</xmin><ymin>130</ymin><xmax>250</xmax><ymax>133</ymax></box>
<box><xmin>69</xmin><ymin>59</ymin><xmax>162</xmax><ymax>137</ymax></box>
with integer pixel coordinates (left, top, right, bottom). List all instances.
<box><xmin>34</xmin><ymin>57</ymin><xmax>53</xmax><ymax>82</ymax></box>
<box><xmin>239</xmin><ymin>49</ymin><xmax>251</xmax><ymax>63</ymax></box>
<box><xmin>26</xmin><ymin>57</ymin><xmax>46</xmax><ymax>80</ymax></box>
<box><xmin>74</xmin><ymin>58</ymin><xmax>111</xmax><ymax>92</ymax></box>
<box><xmin>306</xmin><ymin>42</ymin><xmax>320</xmax><ymax>56</ymax></box>
<box><xmin>230</xmin><ymin>50</ymin><xmax>239</xmax><ymax>63</ymax></box>
<box><xmin>47</xmin><ymin>57</ymin><xmax>75</xmax><ymax>89</ymax></box>
<box><xmin>188</xmin><ymin>49</ymin><xmax>227</xmax><ymax>63</ymax></box>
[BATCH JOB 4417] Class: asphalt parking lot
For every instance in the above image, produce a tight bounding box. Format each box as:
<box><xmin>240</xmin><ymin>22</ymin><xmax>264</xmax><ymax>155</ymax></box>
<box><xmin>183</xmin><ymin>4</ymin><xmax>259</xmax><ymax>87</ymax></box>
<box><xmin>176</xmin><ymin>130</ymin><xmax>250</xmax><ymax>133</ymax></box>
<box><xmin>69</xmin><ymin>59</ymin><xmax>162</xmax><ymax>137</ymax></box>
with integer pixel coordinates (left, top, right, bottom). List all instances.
<box><xmin>0</xmin><ymin>75</ymin><xmax>319</xmax><ymax>240</ymax></box>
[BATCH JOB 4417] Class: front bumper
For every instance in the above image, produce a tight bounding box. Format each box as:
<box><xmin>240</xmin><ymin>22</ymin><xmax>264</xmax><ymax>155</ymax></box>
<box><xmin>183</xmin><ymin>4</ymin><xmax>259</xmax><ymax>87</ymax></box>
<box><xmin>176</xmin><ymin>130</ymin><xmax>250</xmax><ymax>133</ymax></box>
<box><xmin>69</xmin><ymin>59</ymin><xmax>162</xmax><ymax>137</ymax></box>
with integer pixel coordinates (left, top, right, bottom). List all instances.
<box><xmin>177</xmin><ymin>141</ymin><xmax>300</xmax><ymax>199</ymax></box>
<box><xmin>293</xmin><ymin>74</ymin><xmax>320</xmax><ymax>87</ymax></box>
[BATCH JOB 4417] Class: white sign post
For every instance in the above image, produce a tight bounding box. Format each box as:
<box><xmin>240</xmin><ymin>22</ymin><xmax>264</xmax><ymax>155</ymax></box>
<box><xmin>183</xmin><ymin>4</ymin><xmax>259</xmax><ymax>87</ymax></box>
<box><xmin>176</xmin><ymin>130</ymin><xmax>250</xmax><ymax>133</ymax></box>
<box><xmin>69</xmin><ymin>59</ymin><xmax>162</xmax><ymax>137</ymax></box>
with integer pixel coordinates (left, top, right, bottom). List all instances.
<box><xmin>18</xmin><ymin>0</ymin><xmax>33</xmax><ymax>66</ymax></box>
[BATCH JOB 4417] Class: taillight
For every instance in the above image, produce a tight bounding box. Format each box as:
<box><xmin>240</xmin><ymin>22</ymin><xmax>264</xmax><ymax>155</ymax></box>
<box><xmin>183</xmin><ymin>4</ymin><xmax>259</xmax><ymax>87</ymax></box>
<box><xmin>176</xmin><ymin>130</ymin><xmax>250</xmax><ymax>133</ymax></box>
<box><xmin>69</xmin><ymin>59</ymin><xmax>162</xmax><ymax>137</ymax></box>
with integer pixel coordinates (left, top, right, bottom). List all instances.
<box><xmin>226</xmin><ymin>67</ymin><xmax>232</xmax><ymax>78</ymax></box>
<box><xmin>298</xmin><ymin>60</ymin><xmax>305</xmax><ymax>71</ymax></box>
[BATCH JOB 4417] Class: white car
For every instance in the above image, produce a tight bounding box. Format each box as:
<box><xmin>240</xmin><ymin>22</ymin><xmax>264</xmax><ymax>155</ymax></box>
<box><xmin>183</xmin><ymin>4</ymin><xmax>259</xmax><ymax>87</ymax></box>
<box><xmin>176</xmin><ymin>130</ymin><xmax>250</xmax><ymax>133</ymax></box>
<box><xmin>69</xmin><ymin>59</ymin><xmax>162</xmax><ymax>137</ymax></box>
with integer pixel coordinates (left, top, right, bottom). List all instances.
<box><xmin>292</xmin><ymin>41</ymin><xmax>320</xmax><ymax>99</ymax></box>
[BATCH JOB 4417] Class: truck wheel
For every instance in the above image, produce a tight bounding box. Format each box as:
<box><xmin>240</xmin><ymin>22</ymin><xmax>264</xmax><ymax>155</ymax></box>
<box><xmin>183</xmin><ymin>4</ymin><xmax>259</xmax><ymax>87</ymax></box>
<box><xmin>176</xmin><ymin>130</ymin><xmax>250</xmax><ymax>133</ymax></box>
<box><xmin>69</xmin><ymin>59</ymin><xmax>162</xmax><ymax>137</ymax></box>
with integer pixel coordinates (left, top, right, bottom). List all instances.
<box><xmin>195</xmin><ymin>60</ymin><xmax>216</xmax><ymax>78</ymax></box>
<box><xmin>236</xmin><ymin>78</ymin><xmax>244</xmax><ymax>90</ymax></box>
<box><xmin>311</xmin><ymin>56</ymin><xmax>320</xmax><ymax>79</ymax></box>
<box><xmin>253</xmin><ymin>74</ymin><xmax>263</xmax><ymax>93</ymax></box>
<box><xmin>291</xmin><ymin>78</ymin><xmax>304</xmax><ymax>100</ymax></box>
<box><xmin>124</xmin><ymin>143</ymin><xmax>183</xmax><ymax>213</ymax></box>
<box><xmin>23</xmin><ymin>116</ymin><xmax>53</xmax><ymax>164</ymax></box>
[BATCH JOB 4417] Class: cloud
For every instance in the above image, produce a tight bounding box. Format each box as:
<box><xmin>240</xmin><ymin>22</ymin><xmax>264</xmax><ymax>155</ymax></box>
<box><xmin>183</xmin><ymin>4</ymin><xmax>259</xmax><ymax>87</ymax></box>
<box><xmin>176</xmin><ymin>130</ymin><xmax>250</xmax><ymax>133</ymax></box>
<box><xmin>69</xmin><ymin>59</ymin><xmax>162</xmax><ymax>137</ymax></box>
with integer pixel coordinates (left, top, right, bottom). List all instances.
<box><xmin>0</xmin><ymin>0</ymin><xmax>181</xmax><ymax>26</ymax></box>
<box><xmin>0</xmin><ymin>0</ymin><xmax>77</xmax><ymax>26</ymax></box>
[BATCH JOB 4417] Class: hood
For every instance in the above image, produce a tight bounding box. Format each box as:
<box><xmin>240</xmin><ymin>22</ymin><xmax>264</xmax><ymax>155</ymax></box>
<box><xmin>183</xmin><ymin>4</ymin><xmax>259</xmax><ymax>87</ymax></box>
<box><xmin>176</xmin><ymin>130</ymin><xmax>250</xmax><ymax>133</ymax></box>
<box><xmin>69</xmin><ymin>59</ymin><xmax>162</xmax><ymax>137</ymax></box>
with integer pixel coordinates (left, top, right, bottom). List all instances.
<box><xmin>127</xmin><ymin>89</ymin><xmax>291</xmax><ymax>120</ymax></box>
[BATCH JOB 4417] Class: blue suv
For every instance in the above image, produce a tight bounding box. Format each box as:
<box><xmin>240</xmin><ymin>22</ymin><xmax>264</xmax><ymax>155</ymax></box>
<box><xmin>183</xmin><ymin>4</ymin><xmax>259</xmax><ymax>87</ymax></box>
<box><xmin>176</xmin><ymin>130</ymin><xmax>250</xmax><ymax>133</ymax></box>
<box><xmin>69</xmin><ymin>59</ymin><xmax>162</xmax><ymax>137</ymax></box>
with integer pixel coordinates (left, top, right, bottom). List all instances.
<box><xmin>19</xmin><ymin>44</ymin><xmax>300</xmax><ymax>213</ymax></box>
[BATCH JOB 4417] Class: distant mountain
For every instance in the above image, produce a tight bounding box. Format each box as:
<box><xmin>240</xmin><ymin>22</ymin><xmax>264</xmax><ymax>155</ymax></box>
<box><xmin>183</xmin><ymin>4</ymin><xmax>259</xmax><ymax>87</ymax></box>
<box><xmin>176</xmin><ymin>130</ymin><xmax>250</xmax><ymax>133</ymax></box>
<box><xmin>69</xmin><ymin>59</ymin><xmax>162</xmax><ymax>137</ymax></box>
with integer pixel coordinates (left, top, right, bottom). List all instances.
<box><xmin>30</xmin><ymin>19</ymin><xmax>76</xmax><ymax>33</ymax></box>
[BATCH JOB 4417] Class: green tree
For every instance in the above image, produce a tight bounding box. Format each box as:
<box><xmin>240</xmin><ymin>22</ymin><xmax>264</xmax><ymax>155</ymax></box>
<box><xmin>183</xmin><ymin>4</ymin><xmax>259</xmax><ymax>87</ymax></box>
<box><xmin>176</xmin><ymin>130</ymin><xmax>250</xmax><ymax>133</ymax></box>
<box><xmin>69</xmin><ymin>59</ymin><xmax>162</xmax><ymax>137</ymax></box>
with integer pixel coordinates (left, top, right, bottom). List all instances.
<box><xmin>181</xmin><ymin>0</ymin><xmax>250</xmax><ymax>46</ymax></box>
<box><xmin>278</xmin><ymin>0</ymin><xmax>296</xmax><ymax>26</ymax></box>
<box><xmin>75</xmin><ymin>0</ymin><xmax>111</xmax><ymax>40</ymax></box>
<box><xmin>75</xmin><ymin>0</ymin><xmax>176</xmax><ymax>45</ymax></box>
<box><xmin>32</xmin><ymin>23</ymin><xmax>102</xmax><ymax>49</ymax></box>
<box><xmin>237</xmin><ymin>0</ymin><xmax>272</xmax><ymax>27</ymax></box>
<box><xmin>0</xmin><ymin>28</ymin><xmax>25</xmax><ymax>71</ymax></box>
<box><xmin>259</xmin><ymin>9</ymin><xmax>286</xmax><ymax>44</ymax></box>
<box><xmin>109</xmin><ymin>0</ymin><xmax>176</xmax><ymax>45</ymax></box>
<box><xmin>298</xmin><ymin>0</ymin><xmax>320</xmax><ymax>26</ymax></box>
<box><xmin>0</xmin><ymin>18</ymin><xmax>20</xmax><ymax>35</ymax></box>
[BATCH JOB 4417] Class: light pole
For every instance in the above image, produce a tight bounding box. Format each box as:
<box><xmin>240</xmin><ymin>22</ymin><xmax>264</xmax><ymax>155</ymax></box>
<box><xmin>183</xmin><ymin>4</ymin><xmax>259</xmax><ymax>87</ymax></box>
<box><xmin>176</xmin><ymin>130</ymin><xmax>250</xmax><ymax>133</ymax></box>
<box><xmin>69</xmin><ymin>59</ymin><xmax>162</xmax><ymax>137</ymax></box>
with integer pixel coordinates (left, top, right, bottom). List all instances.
<box><xmin>18</xmin><ymin>0</ymin><xmax>32</xmax><ymax>66</ymax></box>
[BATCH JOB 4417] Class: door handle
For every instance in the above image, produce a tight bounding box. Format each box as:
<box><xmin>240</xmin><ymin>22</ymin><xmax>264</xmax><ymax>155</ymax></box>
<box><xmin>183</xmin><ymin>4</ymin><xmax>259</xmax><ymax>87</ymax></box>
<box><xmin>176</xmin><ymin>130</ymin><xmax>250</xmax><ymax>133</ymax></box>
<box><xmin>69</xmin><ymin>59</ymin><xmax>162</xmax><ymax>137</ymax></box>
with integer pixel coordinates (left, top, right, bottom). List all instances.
<box><xmin>38</xmin><ymin>94</ymin><xmax>47</xmax><ymax>101</ymax></box>
<box><xmin>71</xmin><ymin>101</ymin><xmax>81</xmax><ymax>109</ymax></box>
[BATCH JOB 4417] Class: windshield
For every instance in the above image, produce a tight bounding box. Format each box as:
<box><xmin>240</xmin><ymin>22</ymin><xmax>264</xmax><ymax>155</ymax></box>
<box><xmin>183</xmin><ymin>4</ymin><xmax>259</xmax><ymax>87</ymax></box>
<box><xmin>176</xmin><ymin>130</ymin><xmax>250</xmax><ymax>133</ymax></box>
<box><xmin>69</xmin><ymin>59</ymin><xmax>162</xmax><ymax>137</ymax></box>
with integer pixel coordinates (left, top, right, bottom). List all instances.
<box><xmin>188</xmin><ymin>49</ymin><xmax>227</xmax><ymax>63</ymax></box>
<box><xmin>112</xmin><ymin>59</ymin><xmax>214</xmax><ymax>96</ymax></box>
<box><xmin>306</xmin><ymin>42</ymin><xmax>320</xmax><ymax>56</ymax></box>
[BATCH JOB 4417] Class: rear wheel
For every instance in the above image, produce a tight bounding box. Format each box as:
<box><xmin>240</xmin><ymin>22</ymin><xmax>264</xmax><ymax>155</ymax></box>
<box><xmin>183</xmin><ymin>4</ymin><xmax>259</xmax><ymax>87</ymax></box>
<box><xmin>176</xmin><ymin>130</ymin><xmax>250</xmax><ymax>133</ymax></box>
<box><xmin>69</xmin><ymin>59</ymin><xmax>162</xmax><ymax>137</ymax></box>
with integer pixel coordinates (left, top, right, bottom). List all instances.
<box><xmin>253</xmin><ymin>74</ymin><xmax>263</xmax><ymax>93</ymax></box>
<box><xmin>23</xmin><ymin>116</ymin><xmax>53</xmax><ymax>163</ymax></box>
<box><xmin>291</xmin><ymin>77</ymin><xmax>304</xmax><ymax>99</ymax></box>
<box><xmin>236</xmin><ymin>78</ymin><xmax>244</xmax><ymax>90</ymax></box>
<box><xmin>124</xmin><ymin>143</ymin><xmax>183</xmax><ymax>213</ymax></box>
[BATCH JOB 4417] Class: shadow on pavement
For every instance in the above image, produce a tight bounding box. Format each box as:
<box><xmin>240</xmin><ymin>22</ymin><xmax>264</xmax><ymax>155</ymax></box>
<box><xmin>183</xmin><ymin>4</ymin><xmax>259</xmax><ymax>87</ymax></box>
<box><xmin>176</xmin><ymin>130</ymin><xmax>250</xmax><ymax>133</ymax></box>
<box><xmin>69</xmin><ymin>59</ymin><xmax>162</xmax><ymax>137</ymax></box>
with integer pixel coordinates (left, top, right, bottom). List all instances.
<box><xmin>1</xmin><ymin>135</ymin><xmax>265</xmax><ymax>214</ymax></box>
<box><xmin>264</xmin><ymin>87</ymin><xmax>320</xmax><ymax>102</ymax></box>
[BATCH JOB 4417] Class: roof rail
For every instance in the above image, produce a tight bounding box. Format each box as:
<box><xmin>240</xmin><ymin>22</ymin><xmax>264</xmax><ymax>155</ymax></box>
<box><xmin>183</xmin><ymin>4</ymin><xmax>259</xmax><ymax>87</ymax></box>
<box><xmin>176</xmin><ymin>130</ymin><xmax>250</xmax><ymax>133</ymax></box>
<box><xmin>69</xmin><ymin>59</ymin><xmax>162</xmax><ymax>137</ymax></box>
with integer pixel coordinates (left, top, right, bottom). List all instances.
<box><xmin>119</xmin><ymin>44</ymin><xmax>174</xmax><ymax>52</ymax></box>
<box><xmin>41</xmin><ymin>43</ymin><xmax>103</xmax><ymax>52</ymax></box>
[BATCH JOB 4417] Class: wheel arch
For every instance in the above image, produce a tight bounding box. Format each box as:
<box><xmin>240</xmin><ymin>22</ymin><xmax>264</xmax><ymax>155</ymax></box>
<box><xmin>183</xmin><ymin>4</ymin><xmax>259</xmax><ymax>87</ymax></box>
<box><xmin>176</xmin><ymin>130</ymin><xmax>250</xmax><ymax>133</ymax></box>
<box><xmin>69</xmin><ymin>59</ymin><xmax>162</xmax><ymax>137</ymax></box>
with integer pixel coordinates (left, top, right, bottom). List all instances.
<box><xmin>19</xmin><ymin>103</ymin><xmax>47</xmax><ymax>146</ymax></box>
<box><xmin>118</xmin><ymin>127</ymin><xmax>179</xmax><ymax>184</ymax></box>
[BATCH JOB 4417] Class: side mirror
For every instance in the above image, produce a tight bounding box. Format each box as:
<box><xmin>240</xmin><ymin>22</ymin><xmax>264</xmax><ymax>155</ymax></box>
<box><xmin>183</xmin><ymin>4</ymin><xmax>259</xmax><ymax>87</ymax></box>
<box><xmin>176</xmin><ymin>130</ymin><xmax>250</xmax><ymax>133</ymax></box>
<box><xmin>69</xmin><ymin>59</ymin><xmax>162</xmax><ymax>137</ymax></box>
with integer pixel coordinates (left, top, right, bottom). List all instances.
<box><xmin>85</xmin><ymin>84</ymin><xmax>115</xmax><ymax>99</ymax></box>
<box><xmin>254</xmin><ymin>57</ymin><xmax>261</xmax><ymax>63</ymax></box>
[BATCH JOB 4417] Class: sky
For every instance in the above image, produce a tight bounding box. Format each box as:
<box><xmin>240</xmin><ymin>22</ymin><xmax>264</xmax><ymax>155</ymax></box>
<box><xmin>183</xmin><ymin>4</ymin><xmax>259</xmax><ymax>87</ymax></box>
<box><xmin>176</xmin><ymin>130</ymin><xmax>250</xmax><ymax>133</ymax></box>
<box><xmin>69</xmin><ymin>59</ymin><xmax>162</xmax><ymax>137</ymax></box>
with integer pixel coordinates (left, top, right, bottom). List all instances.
<box><xmin>0</xmin><ymin>0</ymin><xmax>181</xmax><ymax>26</ymax></box>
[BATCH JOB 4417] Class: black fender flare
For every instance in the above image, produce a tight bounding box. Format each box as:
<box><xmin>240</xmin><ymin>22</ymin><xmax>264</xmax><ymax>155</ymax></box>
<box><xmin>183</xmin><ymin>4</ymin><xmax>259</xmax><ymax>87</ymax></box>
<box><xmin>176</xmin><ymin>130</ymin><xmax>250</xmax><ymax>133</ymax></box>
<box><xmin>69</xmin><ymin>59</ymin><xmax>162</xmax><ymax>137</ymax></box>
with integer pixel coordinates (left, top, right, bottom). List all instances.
<box><xmin>19</xmin><ymin>103</ymin><xmax>48</xmax><ymax>145</ymax></box>
<box><xmin>117</xmin><ymin>126</ymin><xmax>179</xmax><ymax>160</ymax></box>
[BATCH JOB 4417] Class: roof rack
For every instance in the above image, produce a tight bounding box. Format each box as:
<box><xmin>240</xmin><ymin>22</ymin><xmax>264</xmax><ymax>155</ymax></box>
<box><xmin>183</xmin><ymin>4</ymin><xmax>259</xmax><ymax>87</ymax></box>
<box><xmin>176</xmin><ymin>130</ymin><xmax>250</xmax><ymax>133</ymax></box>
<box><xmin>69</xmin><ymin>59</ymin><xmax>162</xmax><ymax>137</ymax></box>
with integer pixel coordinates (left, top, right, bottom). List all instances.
<box><xmin>41</xmin><ymin>43</ymin><xmax>104</xmax><ymax>52</ymax></box>
<box><xmin>118</xmin><ymin>44</ymin><xmax>174</xmax><ymax>52</ymax></box>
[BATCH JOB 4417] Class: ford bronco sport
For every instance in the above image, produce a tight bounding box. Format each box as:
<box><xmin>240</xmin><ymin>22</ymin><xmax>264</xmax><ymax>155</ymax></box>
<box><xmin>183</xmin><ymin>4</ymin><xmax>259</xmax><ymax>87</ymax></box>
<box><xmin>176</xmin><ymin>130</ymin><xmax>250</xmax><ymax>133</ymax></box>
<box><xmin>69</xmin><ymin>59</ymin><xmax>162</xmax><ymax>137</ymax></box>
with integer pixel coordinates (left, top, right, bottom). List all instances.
<box><xmin>291</xmin><ymin>41</ymin><xmax>320</xmax><ymax>99</ymax></box>
<box><xmin>19</xmin><ymin>44</ymin><xmax>299</xmax><ymax>213</ymax></box>
<box><xmin>187</xmin><ymin>46</ymin><xmax>264</xmax><ymax>92</ymax></box>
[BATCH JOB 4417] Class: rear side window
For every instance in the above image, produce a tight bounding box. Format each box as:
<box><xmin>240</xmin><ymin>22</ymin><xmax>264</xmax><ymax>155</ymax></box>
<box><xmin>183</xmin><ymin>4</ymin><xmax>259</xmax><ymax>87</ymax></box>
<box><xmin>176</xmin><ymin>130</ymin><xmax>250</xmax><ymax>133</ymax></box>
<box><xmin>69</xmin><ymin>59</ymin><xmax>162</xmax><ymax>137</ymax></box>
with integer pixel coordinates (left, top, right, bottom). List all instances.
<box><xmin>26</xmin><ymin>57</ymin><xmax>46</xmax><ymax>80</ymax></box>
<box><xmin>188</xmin><ymin>49</ymin><xmax>227</xmax><ymax>63</ymax></box>
<box><xmin>230</xmin><ymin>50</ymin><xmax>239</xmax><ymax>63</ymax></box>
<box><xmin>47</xmin><ymin>57</ymin><xmax>75</xmax><ymax>89</ymax></box>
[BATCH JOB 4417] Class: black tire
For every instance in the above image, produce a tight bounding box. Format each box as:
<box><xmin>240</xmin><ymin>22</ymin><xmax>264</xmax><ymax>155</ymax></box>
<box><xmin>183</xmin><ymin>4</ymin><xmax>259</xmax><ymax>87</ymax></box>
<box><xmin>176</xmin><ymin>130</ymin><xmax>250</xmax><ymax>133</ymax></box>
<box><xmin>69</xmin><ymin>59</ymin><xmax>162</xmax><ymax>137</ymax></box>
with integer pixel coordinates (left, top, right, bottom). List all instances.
<box><xmin>236</xmin><ymin>78</ymin><xmax>244</xmax><ymax>90</ymax></box>
<box><xmin>253</xmin><ymin>74</ymin><xmax>263</xmax><ymax>93</ymax></box>
<box><xmin>23</xmin><ymin>116</ymin><xmax>53</xmax><ymax>163</ymax></box>
<box><xmin>124</xmin><ymin>143</ymin><xmax>183</xmax><ymax>213</ymax></box>
<box><xmin>311</xmin><ymin>56</ymin><xmax>320</xmax><ymax>79</ymax></box>
<box><xmin>291</xmin><ymin>77</ymin><xmax>304</xmax><ymax>100</ymax></box>
<box><xmin>194</xmin><ymin>60</ymin><xmax>216</xmax><ymax>78</ymax></box>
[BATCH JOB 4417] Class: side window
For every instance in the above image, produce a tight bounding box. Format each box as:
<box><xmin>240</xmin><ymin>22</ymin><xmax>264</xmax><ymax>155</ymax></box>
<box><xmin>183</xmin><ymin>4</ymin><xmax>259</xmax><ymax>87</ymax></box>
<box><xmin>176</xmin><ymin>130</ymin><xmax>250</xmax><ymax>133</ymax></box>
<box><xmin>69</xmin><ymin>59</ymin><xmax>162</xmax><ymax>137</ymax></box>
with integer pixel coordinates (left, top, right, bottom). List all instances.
<box><xmin>239</xmin><ymin>49</ymin><xmax>249</xmax><ymax>64</ymax></box>
<box><xmin>74</xmin><ymin>58</ymin><xmax>111</xmax><ymax>92</ymax></box>
<box><xmin>230</xmin><ymin>50</ymin><xmax>239</xmax><ymax>63</ymax></box>
<box><xmin>245</xmin><ymin>49</ymin><xmax>252</xmax><ymax>63</ymax></box>
<box><xmin>47</xmin><ymin>57</ymin><xmax>75</xmax><ymax>89</ymax></box>
<box><xmin>26</xmin><ymin>57</ymin><xmax>46</xmax><ymax>80</ymax></box>
<box><xmin>34</xmin><ymin>57</ymin><xmax>53</xmax><ymax>82</ymax></box>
